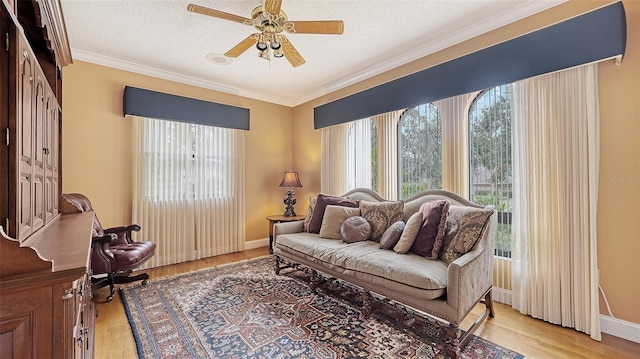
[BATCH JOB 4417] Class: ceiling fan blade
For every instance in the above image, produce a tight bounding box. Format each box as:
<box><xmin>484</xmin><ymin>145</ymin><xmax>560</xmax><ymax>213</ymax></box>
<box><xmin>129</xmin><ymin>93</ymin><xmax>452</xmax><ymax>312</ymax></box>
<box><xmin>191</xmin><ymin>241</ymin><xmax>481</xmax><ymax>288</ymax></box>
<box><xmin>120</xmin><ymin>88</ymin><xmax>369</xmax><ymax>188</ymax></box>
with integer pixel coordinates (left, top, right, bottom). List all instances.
<box><xmin>284</xmin><ymin>20</ymin><xmax>344</xmax><ymax>34</ymax></box>
<box><xmin>224</xmin><ymin>34</ymin><xmax>259</xmax><ymax>58</ymax></box>
<box><xmin>281</xmin><ymin>37</ymin><xmax>305</xmax><ymax>67</ymax></box>
<box><xmin>187</xmin><ymin>4</ymin><xmax>252</xmax><ymax>24</ymax></box>
<box><xmin>264</xmin><ymin>0</ymin><xmax>283</xmax><ymax>16</ymax></box>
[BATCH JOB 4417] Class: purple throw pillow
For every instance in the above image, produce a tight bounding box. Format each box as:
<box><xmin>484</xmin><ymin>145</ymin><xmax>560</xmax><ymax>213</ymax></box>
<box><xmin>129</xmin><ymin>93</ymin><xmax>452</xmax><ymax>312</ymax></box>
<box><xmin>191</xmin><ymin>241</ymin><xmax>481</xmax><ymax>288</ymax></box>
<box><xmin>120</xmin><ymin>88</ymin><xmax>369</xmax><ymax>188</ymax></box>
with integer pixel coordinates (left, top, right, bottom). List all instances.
<box><xmin>410</xmin><ymin>200</ymin><xmax>450</xmax><ymax>258</ymax></box>
<box><xmin>379</xmin><ymin>221</ymin><xmax>405</xmax><ymax>250</ymax></box>
<box><xmin>341</xmin><ymin>216</ymin><xmax>371</xmax><ymax>243</ymax></box>
<box><xmin>308</xmin><ymin>194</ymin><xmax>359</xmax><ymax>234</ymax></box>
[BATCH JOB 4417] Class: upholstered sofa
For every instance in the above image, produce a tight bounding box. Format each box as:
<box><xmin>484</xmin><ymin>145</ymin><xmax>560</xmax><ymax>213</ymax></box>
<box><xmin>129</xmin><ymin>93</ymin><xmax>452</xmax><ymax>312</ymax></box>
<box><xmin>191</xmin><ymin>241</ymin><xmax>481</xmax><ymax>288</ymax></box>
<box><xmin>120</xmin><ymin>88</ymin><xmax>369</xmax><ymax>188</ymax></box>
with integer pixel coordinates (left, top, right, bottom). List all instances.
<box><xmin>273</xmin><ymin>188</ymin><xmax>497</xmax><ymax>359</ymax></box>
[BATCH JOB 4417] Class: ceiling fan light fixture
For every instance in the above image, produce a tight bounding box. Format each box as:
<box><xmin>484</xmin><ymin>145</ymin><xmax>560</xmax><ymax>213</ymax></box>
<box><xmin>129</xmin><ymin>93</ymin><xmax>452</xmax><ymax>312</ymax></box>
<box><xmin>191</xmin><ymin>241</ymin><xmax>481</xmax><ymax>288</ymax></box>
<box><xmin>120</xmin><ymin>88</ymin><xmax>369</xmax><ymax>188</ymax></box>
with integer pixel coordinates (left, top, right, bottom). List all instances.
<box><xmin>258</xmin><ymin>49</ymin><xmax>270</xmax><ymax>60</ymax></box>
<box><xmin>188</xmin><ymin>2</ymin><xmax>342</xmax><ymax>68</ymax></box>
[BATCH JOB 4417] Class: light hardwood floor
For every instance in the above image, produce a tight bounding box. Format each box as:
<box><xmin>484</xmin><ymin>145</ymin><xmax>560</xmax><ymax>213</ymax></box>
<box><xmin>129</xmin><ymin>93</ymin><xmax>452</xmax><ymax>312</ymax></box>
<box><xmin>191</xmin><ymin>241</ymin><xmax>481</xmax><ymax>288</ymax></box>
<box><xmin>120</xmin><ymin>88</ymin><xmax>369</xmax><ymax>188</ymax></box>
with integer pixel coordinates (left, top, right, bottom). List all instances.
<box><xmin>93</xmin><ymin>247</ymin><xmax>640</xmax><ymax>359</ymax></box>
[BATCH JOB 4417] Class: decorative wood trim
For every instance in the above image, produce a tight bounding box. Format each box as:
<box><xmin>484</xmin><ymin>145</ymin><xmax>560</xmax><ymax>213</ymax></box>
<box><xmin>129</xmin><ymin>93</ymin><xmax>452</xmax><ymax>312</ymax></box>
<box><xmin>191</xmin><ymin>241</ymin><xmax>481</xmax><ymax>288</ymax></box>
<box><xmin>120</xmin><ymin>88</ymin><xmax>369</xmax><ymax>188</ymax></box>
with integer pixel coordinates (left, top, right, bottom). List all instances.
<box><xmin>32</xmin><ymin>0</ymin><xmax>71</xmax><ymax>66</ymax></box>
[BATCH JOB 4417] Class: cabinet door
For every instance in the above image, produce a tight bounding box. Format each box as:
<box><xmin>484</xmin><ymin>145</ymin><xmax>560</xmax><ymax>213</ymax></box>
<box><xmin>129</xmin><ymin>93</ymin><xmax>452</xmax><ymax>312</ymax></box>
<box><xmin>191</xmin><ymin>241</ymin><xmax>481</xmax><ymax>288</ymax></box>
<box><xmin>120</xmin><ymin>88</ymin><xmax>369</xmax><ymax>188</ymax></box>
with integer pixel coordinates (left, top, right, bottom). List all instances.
<box><xmin>31</xmin><ymin>69</ymin><xmax>46</xmax><ymax>232</ymax></box>
<box><xmin>0</xmin><ymin>11</ymin><xmax>9</xmax><ymax>232</ymax></box>
<box><xmin>0</xmin><ymin>286</ymin><xmax>54</xmax><ymax>359</ymax></box>
<box><xmin>16</xmin><ymin>36</ymin><xmax>34</xmax><ymax>240</ymax></box>
<box><xmin>44</xmin><ymin>99</ymin><xmax>59</xmax><ymax>223</ymax></box>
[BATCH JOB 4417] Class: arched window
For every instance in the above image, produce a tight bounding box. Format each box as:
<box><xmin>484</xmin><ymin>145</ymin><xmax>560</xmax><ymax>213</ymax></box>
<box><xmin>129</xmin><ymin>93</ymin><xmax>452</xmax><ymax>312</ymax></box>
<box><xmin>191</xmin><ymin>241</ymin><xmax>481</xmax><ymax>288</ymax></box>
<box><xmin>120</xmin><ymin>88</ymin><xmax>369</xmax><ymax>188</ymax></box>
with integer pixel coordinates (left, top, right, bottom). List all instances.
<box><xmin>468</xmin><ymin>85</ymin><xmax>512</xmax><ymax>257</ymax></box>
<box><xmin>397</xmin><ymin>103</ymin><xmax>441</xmax><ymax>199</ymax></box>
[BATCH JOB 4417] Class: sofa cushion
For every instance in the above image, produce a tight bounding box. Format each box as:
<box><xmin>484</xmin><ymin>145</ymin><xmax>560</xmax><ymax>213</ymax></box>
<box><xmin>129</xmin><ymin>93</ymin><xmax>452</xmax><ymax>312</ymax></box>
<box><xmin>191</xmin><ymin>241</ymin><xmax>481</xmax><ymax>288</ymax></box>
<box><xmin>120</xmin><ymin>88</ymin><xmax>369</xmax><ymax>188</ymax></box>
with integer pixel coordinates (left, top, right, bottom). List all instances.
<box><xmin>379</xmin><ymin>221</ymin><xmax>405</xmax><ymax>250</ymax></box>
<box><xmin>308</xmin><ymin>194</ymin><xmax>359</xmax><ymax>234</ymax></box>
<box><xmin>341</xmin><ymin>216</ymin><xmax>371</xmax><ymax>243</ymax></box>
<box><xmin>319</xmin><ymin>205</ymin><xmax>361</xmax><ymax>240</ymax></box>
<box><xmin>394</xmin><ymin>212</ymin><xmax>422</xmax><ymax>254</ymax></box>
<box><xmin>410</xmin><ymin>200</ymin><xmax>450</xmax><ymax>258</ymax></box>
<box><xmin>302</xmin><ymin>196</ymin><xmax>317</xmax><ymax>232</ymax></box>
<box><xmin>360</xmin><ymin>200</ymin><xmax>404</xmax><ymax>242</ymax></box>
<box><xmin>275</xmin><ymin>234</ymin><xmax>448</xmax><ymax>294</ymax></box>
<box><xmin>439</xmin><ymin>206</ymin><xmax>493</xmax><ymax>264</ymax></box>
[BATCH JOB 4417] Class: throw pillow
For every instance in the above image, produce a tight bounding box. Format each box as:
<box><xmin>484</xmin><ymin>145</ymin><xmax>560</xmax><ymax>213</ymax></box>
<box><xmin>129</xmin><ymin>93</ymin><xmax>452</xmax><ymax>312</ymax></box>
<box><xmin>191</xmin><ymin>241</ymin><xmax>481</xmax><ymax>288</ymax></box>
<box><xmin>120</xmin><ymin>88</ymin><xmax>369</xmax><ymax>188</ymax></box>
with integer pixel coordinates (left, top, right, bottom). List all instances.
<box><xmin>302</xmin><ymin>196</ymin><xmax>317</xmax><ymax>232</ymax></box>
<box><xmin>319</xmin><ymin>205</ymin><xmax>361</xmax><ymax>240</ymax></box>
<box><xmin>308</xmin><ymin>194</ymin><xmax>359</xmax><ymax>234</ymax></box>
<box><xmin>341</xmin><ymin>216</ymin><xmax>371</xmax><ymax>243</ymax></box>
<box><xmin>360</xmin><ymin>200</ymin><xmax>404</xmax><ymax>242</ymax></box>
<box><xmin>439</xmin><ymin>206</ymin><xmax>493</xmax><ymax>264</ymax></box>
<box><xmin>379</xmin><ymin>221</ymin><xmax>405</xmax><ymax>250</ymax></box>
<box><xmin>393</xmin><ymin>212</ymin><xmax>422</xmax><ymax>254</ymax></box>
<box><xmin>409</xmin><ymin>200</ymin><xmax>450</xmax><ymax>258</ymax></box>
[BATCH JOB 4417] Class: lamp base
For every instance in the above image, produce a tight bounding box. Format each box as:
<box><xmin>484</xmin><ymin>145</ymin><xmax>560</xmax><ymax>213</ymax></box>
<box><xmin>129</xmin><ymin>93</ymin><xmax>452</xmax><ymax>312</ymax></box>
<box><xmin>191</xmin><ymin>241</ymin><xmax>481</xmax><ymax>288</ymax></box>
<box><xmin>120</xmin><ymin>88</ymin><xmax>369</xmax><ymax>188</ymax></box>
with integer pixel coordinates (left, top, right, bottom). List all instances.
<box><xmin>283</xmin><ymin>188</ymin><xmax>297</xmax><ymax>217</ymax></box>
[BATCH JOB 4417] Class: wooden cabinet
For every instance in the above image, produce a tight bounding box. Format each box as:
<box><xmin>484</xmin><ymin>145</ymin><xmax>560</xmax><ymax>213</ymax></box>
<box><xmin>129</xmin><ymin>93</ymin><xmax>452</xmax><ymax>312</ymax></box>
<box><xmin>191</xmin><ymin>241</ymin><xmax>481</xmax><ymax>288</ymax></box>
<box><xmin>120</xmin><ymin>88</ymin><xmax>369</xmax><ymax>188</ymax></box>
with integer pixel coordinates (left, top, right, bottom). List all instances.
<box><xmin>1</xmin><ymin>1</ymin><xmax>86</xmax><ymax>358</ymax></box>
<box><xmin>0</xmin><ymin>213</ymin><xmax>95</xmax><ymax>359</ymax></box>
<box><xmin>12</xmin><ymin>15</ymin><xmax>60</xmax><ymax>241</ymax></box>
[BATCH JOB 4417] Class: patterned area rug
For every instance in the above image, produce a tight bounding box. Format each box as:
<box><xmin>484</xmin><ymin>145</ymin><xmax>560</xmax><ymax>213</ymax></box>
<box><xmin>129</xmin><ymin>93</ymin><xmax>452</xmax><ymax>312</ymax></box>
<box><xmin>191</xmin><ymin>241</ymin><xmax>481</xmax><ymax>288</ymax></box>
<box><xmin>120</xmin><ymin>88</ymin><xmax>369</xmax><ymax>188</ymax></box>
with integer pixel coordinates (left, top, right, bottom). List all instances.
<box><xmin>121</xmin><ymin>256</ymin><xmax>524</xmax><ymax>359</ymax></box>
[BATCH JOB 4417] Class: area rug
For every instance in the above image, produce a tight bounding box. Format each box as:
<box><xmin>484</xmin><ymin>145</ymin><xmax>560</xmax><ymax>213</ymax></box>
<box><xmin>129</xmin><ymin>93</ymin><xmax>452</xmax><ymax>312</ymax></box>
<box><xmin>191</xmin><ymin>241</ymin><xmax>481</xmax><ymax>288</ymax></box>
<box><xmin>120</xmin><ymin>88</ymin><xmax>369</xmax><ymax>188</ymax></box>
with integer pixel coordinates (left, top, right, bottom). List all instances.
<box><xmin>121</xmin><ymin>256</ymin><xmax>524</xmax><ymax>359</ymax></box>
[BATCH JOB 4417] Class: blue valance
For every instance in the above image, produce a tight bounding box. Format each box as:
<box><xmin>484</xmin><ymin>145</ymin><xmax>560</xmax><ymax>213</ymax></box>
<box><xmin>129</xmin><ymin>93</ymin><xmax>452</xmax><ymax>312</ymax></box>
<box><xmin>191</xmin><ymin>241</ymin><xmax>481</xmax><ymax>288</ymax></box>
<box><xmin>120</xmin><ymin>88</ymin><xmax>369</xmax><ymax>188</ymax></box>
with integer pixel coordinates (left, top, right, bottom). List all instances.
<box><xmin>314</xmin><ymin>2</ymin><xmax>626</xmax><ymax>129</ymax></box>
<box><xmin>123</xmin><ymin>86</ymin><xmax>250</xmax><ymax>130</ymax></box>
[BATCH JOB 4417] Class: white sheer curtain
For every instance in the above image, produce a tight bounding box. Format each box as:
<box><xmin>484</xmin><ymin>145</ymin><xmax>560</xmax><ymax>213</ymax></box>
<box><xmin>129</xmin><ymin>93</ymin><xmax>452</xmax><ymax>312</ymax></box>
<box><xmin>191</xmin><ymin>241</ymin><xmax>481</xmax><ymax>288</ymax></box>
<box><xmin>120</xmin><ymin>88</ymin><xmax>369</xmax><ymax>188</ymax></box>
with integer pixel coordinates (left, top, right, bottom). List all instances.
<box><xmin>321</xmin><ymin>118</ymin><xmax>372</xmax><ymax>195</ymax></box>
<box><xmin>435</xmin><ymin>94</ymin><xmax>473</xmax><ymax>197</ymax></box>
<box><xmin>510</xmin><ymin>63</ymin><xmax>601</xmax><ymax>340</ymax></box>
<box><xmin>131</xmin><ymin>116</ymin><xmax>245</xmax><ymax>268</ymax></box>
<box><xmin>372</xmin><ymin>110</ymin><xmax>403</xmax><ymax>200</ymax></box>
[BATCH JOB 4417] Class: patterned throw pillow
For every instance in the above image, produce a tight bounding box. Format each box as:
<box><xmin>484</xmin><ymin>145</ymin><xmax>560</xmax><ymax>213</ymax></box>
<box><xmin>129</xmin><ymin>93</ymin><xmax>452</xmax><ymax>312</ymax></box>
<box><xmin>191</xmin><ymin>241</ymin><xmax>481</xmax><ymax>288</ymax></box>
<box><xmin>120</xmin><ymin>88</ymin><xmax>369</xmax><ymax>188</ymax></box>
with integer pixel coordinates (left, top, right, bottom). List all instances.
<box><xmin>360</xmin><ymin>200</ymin><xmax>404</xmax><ymax>242</ymax></box>
<box><xmin>319</xmin><ymin>205</ymin><xmax>361</xmax><ymax>240</ymax></box>
<box><xmin>409</xmin><ymin>200</ymin><xmax>450</xmax><ymax>259</ymax></box>
<box><xmin>308</xmin><ymin>194</ymin><xmax>359</xmax><ymax>234</ymax></box>
<box><xmin>439</xmin><ymin>206</ymin><xmax>493</xmax><ymax>264</ymax></box>
<box><xmin>302</xmin><ymin>196</ymin><xmax>317</xmax><ymax>232</ymax></box>
<box><xmin>341</xmin><ymin>216</ymin><xmax>372</xmax><ymax>243</ymax></box>
<box><xmin>393</xmin><ymin>212</ymin><xmax>422</xmax><ymax>254</ymax></box>
<box><xmin>379</xmin><ymin>221</ymin><xmax>405</xmax><ymax>250</ymax></box>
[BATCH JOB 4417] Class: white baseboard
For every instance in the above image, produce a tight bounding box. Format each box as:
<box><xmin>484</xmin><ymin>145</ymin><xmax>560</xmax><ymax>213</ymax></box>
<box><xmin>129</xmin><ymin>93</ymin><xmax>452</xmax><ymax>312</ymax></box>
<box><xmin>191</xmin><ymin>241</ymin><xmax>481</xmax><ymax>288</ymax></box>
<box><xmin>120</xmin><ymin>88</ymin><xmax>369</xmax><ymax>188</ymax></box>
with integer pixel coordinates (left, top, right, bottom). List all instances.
<box><xmin>600</xmin><ymin>315</ymin><xmax>640</xmax><ymax>344</ymax></box>
<box><xmin>245</xmin><ymin>237</ymin><xmax>269</xmax><ymax>250</ymax></box>
<box><xmin>491</xmin><ymin>287</ymin><xmax>512</xmax><ymax>306</ymax></box>
<box><xmin>490</xmin><ymin>288</ymin><xmax>640</xmax><ymax>344</ymax></box>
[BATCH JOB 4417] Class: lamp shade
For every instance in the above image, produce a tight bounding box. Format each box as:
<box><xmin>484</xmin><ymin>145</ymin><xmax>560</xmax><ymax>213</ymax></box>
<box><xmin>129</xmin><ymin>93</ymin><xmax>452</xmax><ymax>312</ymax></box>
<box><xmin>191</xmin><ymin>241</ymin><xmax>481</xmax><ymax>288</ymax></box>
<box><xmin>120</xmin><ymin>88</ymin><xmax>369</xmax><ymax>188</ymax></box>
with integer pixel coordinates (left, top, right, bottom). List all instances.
<box><xmin>279</xmin><ymin>171</ymin><xmax>303</xmax><ymax>188</ymax></box>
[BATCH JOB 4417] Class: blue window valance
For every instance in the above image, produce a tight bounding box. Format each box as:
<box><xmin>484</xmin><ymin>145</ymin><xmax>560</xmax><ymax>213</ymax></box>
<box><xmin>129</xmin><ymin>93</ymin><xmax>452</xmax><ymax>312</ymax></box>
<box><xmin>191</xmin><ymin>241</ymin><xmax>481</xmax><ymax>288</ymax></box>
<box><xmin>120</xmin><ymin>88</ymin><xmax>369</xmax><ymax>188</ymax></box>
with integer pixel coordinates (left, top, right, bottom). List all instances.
<box><xmin>314</xmin><ymin>2</ymin><xmax>626</xmax><ymax>129</ymax></box>
<box><xmin>123</xmin><ymin>86</ymin><xmax>250</xmax><ymax>130</ymax></box>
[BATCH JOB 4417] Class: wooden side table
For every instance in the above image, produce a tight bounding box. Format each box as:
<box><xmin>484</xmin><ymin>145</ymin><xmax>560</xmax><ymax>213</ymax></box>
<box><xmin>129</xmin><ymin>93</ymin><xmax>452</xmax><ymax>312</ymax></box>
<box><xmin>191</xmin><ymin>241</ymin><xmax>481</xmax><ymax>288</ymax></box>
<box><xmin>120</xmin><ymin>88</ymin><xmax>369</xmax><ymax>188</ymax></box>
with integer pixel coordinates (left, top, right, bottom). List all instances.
<box><xmin>266</xmin><ymin>215</ymin><xmax>305</xmax><ymax>253</ymax></box>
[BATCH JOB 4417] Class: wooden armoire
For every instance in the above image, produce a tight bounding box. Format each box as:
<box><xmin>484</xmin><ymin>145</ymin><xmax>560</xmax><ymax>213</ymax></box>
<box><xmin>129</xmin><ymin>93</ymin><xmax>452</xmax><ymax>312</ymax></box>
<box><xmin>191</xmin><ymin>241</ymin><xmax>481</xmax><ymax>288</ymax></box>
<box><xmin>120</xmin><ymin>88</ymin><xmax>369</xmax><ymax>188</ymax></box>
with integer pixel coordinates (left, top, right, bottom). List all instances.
<box><xmin>0</xmin><ymin>1</ymin><xmax>95</xmax><ymax>358</ymax></box>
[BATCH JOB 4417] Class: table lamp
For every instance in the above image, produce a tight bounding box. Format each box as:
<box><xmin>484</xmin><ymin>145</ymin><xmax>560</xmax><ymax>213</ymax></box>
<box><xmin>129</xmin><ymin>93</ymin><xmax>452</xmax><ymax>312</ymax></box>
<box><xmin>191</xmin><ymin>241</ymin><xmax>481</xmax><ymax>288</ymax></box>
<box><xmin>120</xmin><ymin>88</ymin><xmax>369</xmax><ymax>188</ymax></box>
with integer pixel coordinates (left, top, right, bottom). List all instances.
<box><xmin>279</xmin><ymin>171</ymin><xmax>303</xmax><ymax>216</ymax></box>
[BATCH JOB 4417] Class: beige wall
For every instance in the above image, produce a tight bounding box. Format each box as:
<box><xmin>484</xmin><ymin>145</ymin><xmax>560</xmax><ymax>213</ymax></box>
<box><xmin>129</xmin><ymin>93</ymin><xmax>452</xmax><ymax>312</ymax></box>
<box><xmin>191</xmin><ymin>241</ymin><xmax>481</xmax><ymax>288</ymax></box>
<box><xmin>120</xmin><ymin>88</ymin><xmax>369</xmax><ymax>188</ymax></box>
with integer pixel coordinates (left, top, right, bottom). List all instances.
<box><xmin>62</xmin><ymin>0</ymin><xmax>638</xmax><ymax>324</ymax></box>
<box><xmin>62</xmin><ymin>61</ymin><xmax>294</xmax><ymax>242</ymax></box>
<box><xmin>292</xmin><ymin>0</ymin><xmax>640</xmax><ymax>323</ymax></box>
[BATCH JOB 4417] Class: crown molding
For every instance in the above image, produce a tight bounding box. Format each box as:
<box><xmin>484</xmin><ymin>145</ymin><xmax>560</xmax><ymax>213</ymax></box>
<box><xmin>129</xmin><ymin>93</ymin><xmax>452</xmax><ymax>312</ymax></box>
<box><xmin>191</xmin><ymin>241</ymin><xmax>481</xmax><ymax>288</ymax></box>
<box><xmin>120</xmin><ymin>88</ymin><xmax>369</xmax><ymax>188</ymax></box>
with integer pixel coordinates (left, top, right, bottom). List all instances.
<box><xmin>72</xmin><ymin>0</ymin><xmax>565</xmax><ymax>108</ymax></box>
<box><xmin>70</xmin><ymin>49</ymin><xmax>295</xmax><ymax>106</ymax></box>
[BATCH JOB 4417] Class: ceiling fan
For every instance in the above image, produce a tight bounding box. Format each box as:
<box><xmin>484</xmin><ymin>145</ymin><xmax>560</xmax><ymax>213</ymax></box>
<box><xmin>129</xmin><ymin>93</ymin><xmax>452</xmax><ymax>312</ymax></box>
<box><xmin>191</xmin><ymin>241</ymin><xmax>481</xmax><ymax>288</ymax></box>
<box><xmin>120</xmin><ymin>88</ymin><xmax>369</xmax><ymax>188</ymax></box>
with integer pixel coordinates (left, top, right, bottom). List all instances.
<box><xmin>187</xmin><ymin>0</ymin><xmax>344</xmax><ymax>67</ymax></box>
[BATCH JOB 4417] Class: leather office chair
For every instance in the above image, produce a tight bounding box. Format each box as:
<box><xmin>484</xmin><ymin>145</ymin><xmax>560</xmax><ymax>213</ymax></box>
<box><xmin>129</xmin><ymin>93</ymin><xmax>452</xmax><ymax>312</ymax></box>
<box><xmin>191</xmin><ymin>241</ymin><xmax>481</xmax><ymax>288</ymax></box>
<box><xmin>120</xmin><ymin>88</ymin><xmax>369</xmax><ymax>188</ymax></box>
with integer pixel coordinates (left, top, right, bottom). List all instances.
<box><xmin>61</xmin><ymin>193</ymin><xmax>156</xmax><ymax>302</ymax></box>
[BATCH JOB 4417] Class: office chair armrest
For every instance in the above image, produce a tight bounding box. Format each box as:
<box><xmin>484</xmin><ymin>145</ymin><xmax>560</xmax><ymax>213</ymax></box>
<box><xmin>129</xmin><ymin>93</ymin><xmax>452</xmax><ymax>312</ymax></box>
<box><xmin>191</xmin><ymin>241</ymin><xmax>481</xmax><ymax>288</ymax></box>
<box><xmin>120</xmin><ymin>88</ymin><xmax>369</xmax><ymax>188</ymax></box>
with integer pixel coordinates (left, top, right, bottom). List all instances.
<box><xmin>91</xmin><ymin>233</ymin><xmax>118</xmax><ymax>273</ymax></box>
<box><xmin>104</xmin><ymin>225</ymin><xmax>142</xmax><ymax>244</ymax></box>
<box><xmin>92</xmin><ymin>233</ymin><xmax>118</xmax><ymax>246</ymax></box>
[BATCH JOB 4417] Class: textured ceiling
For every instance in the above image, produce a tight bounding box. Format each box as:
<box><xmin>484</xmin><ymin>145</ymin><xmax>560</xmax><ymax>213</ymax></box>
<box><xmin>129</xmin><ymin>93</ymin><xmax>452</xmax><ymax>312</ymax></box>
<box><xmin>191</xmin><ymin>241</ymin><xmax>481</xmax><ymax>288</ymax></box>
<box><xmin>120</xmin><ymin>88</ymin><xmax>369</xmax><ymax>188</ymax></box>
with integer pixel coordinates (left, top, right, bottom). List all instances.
<box><xmin>61</xmin><ymin>0</ymin><xmax>564</xmax><ymax>106</ymax></box>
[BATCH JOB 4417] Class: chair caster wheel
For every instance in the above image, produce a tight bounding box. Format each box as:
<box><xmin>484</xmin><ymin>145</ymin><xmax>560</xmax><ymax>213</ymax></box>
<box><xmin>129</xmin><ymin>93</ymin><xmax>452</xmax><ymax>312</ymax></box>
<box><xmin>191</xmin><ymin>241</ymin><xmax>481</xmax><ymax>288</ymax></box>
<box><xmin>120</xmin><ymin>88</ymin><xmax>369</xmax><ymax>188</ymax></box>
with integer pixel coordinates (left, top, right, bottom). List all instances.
<box><xmin>106</xmin><ymin>295</ymin><xmax>113</xmax><ymax>302</ymax></box>
<box><xmin>142</xmin><ymin>279</ymin><xmax>148</xmax><ymax>285</ymax></box>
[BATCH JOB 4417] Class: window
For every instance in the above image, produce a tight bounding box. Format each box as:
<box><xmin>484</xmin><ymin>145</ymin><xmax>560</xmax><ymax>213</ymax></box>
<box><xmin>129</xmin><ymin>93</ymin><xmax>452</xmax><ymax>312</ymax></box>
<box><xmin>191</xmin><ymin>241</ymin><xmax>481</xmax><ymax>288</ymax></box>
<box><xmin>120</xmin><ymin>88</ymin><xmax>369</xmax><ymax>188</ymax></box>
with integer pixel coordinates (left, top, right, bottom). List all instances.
<box><xmin>398</xmin><ymin>103</ymin><xmax>442</xmax><ymax>199</ymax></box>
<box><xmin>468</xmin><ymin>85</ymin><xmax>512</xmax><ymax>257</ymax></box>
<box><xmin>346</xmin><ymin>118</ymin><xmax>376</xmax><ymax>190</ymax></box>
<box><xmin>143</xmin><ymin>118</ymin><xmax>234</xmax><ymax>201</ymax></box>
<box><xmin>132</xmin><ymin>115</ymin><xmax>245</xmax><ymax>267</ymax></box>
